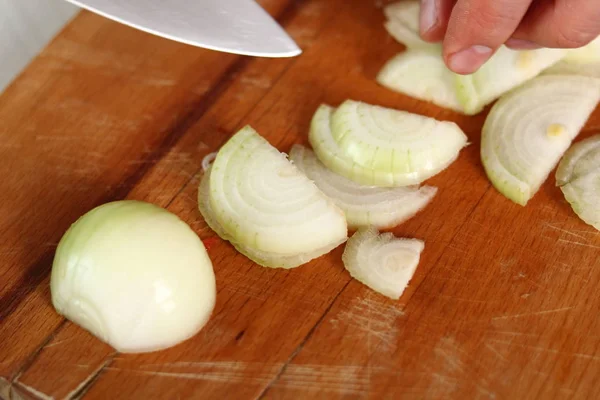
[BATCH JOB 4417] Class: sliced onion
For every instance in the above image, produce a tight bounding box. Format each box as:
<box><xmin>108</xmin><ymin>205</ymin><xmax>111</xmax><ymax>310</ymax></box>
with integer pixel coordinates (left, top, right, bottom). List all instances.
<box><xmin>563</xmin><ymin>36</ymin><xmax>600</xmax><ymax>64</ymax></box>
<box><xmin>327</xmin><ymin>100</ymin><xmax>468</xmax><ymax>186</ymax></box>
<box><xmin>342</xmin><ymin>227</ymin><xmax>424</xmax><ymax>300</ymax></box>
<box><xmin>383</xmin><ymin>1</ymin><xmax>439</xmax><ymax>51</ymax></box>
<box><xmin>383</xmin><ymin>1</ymin><xmax>421</xmax><ymax>34</ymax></box>
<box><xmin>456</xmin><ymin>47</ymin><xmax>566</xmax><ymax>115</ymax></box>
<box><xmin>289</xmin><ymin>144</ymin><xmax>437</xmax><ymax>229</ymax></box>
<box><xmin>544</xmin><ymin>61</ymin><xmax>600</xmax><ymax>79</ymax></box>
<box><xmin>51</xmin><ymin>201</ymin><xmax>216</xmax><ymax>353</ymax></box>
<box><xmin>209</xmin><ymin>125</ymin><xmax>347</xmax><ymax>256</ymax></box>
<box><xmin>481</xmin><ymin>75</ymin><xmax>600</xmax><ymax>205</ymax></box>
<box><xmin>377</xmin><ymin>51</ymin><xmax>463</xmax><ymax>112</ymax></box>
<box><xmin>198</xmin><ymin>167</ymin><xmax>346</xmax><ymax>268</ymax></box>
<box><xmin>556</xmin><ymin>135</ymin><xmax>600</xmax><ymax>230</ymax></box>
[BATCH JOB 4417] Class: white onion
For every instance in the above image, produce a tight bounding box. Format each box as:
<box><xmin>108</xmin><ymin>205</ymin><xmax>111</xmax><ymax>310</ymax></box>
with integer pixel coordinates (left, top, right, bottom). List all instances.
<box><xmin>556</xmin><ymin>135</ymin><xmax>600</xmax><ymax>231</ymax></box>
<box><xmin>208</xmin><ymin>125</ymin><xmax>347</xmax><ymax>257</ymax></box>
<box><xmin>383</xmin><ymin>1</ymin><xmax>438</xmax><ymax>51</ymax></box>
<box><xmin>481</xmin><ymin>75</ymin><xmax>600</xmax><ymax>205</ymax></box>
<box><xmin>289</xmin><ymin>144</ymin><xmax>437</xmax><ymax>229</ymax></box>
<box><xmin>377</xmin><ymin>51</ymin><xmax>462</xmax><ymax>112</ymax></box>
<box><xmin>198</xmin><ymin>167</ymin><xmax>346</xmax><ymax>268</ymax></box>
<box><xmin>455</xmin><ymin>47</ymin><xmax>566</xmax><ymax>115</ymax></box>
<box><xmin>318</xmin><ymin>100</ymin><xmax>467</xmax><ymax>187</ymax></box>
<box><xmin>544</xmin><ymin>61</ymin><xmax>600</xmax><ymax>79</ymax></box>
<box><xmin>342</xmin><ymin>227</ymin><xmax>424</xmax><ymax>300</ymax></box>
<box><xmin>51</xmin><ymin>201</ymin><xmax>216</xmax><ymax>353</ymax></box>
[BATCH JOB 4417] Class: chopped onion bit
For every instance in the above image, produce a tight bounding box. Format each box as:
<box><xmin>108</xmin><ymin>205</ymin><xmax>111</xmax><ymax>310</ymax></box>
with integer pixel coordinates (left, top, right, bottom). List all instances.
<box><xmin>51</xmin><ymin>200</ymin><xmax>216</xmax><ymax>353</ymax></box>
<box><xmin>481</xmin><ymin>75</ymin><xmax>600</xmax><ymax>206</ymax></box>
<box><xmin>208</xmin><ymin>125</ymin><xmax>347</xmax><ymax>262</ymax></box>
<box><xmin>202</xmin><ymin>152</ymin><xmax>218</xmax><ymax>172</ymax></box>
<box><xmin>289</xmin><ymin>144</ymin><xmax>437</xmax><ymax>229</ymax></box>
<box><xmin>556</xmin><ymin>135</ymin><xmax>600</xmax><ymax>231</ymax></box>
<box><xmin>342</xmin><ymin>227</ymin><xmax>424</xmax><ymax>300</ymax></box>
<box><xmin>198</xmin><ymin>167</ymin><xmax>346</xmax><ymax>268</ymax></box>
<box><xmin>310</xmin><ymin>100</ymin><xmax>468</xmax><ymax>187</ymax></box>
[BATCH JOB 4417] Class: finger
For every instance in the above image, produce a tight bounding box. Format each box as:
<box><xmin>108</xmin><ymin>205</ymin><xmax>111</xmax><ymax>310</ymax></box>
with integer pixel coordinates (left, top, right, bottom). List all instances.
<box><xmin>510</xmin><ymin>0</ymin><xmax>600</xmax><ymax>49</ymax></box>
<box><xmin>442</xmin><ymin>0</ymin><xmax>533</xmax><ymax>74</ymax></box>
<box><xmin>420</xmin><ymin>0</ymin><xmax>455</xmax><ymax>42</ymax></box>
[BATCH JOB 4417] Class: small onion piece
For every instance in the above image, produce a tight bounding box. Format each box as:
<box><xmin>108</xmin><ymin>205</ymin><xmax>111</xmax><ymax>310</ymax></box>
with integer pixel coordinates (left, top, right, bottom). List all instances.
<box><xmin>51</xmin><ymin>200</ymin><xmax>216</xmax><ymax>353</ymax></box>
<box><xmin>202</xmin><ymin>152</ymin><xmax>218</xmax><ymax>172</ymax></box>
<box><xmin>289</xmin><ymin>144</ymin><xmax>437</xmax><ymax>229</ymax></box>
<box><xmin>342</xmin><ymin>227</ymin><xmax>424</xmax><ymax>300</ymax></box>
<box><xmin>209</xmin><ymin>125</ymin><xmax>347</xmax><ymax>257</ymax></box>
<box><xmin>556</xmin><ymin>135</ymin><xmax>600</xmax><ymax>231</ymax></box>
<box><xmin>327</xmin><ymin>100</ymin><xmax>468</xmax><ymax>186</ymax></box>
<box><xmin>481</xmin><ymin>75</ymin><xmax>600</xmax><ymax>205</ymax></box>
<box><xmin>198</xmin><ymin>167</ymin><xmax>346</xmax><ymax>268</ymax></box>
<box><xmin>377</xmin><ymin>51</ymin><xmax>463</xmax><ymax>112</ymax></box>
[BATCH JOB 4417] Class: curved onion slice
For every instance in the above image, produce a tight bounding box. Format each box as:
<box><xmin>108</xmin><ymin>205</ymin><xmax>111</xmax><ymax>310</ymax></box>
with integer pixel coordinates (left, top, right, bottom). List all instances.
<box><xmin>481</xmin><ymin>75</ymin><xmax>600</xmax><ymax>205</ymax></box>
<box><xmin>209</xmin><ymin>125</ymin><xmax>347</xmax><ymax>255</ymax></box>
<box><xmin>289</xmin><ymin>144</ymin><xmax>437</xmax><ymax>229</ymax></box>
<box><xmin>544</xmin><ymin>61</ymin><xmax>600</xmax><ymax>79</ymax></box>
<box><xmin>342</xmin><ymin>227</ymin><xmax>424</xmax><ymax>300</ymax></box>
<box><xmin>198</xmin><ymin>168</ymin><xmax>346</xmax><ymax>268</ymax></box>
<box><xmin>556</xmin><ymin>135</ymin><xmax>600</xmax><ymax>230</ymax></box>
<box><xmin>383</xmin><ymin>1</ymin><xmax>439</xmax><ymax>51</ymax></box>
<box><xmin>456</xmin><ymin>47</ymin><xmax>566</xmax><ymax>115</ymax></box>
<box><xmin>328</xmin><ymin>100</ymin><xmax>468</xmax><ymax>186</ymax></box>
<box><xmin>377</xmin><ymin>51</ymin><xmax>463</xmax><ymax>112</ymax></box>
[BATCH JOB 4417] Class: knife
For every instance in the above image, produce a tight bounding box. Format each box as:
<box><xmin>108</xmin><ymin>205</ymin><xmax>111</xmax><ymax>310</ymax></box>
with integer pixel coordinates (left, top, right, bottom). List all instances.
<box><xmin>63</xmin><ymin>0</ymin><xmax>301</xmax><ymax>58</ymax></box>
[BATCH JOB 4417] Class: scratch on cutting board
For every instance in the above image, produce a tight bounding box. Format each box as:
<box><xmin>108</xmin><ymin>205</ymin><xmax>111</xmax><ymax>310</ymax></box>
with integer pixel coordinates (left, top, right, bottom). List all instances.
<box><xmin>43</xmin><ymin>337</ymin><xmax>73</xmax><ymax>349</ymax></box>
<box><xmin>64</xmin><ymin>359</ymin><xmax>112</xmax><ymax>400</ymax></box>
<box><xmin>543</xmin><ymin>223</ymin><xmax>587</xmax><ymax>240</ymax></box>
<box><xmin>12</xmin><ymin>381</ymin><xmax>54</xmax><ymax>400</ymax></box>
<box><xmin>331</xmin><ymin>296</ymin><xmax>404</xmax><ymax>349</ymax></box>
<box><xmin>484</xmin><ymin>343</ymin><xmax>509</xmax><ymax>363</ymax></box>
<box><xmin>130</xmin><ymin>362</ymin><xmax>377</xmax><ymax>395</ymax></box>
<box><xmin>488</xmin><ymin>339</ymin><xmax>600</xmax><ymax>361</ymax></box>
<box><xmin>491</xmin><ymin>306</ymin><xmax>574</xmax><ymax>321</ymax></box>
<box><xmin>557</xmin><ymin>238</ymin><xmax>600</xmax><ymax>249</ymax></box>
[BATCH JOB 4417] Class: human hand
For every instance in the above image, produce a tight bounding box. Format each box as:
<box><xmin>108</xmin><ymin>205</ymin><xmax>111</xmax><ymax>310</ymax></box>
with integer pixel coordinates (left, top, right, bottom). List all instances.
<box><xmin>420</xmin><ymin>0</ymin><xmax>600</xmax><ymax>74</ymax></box>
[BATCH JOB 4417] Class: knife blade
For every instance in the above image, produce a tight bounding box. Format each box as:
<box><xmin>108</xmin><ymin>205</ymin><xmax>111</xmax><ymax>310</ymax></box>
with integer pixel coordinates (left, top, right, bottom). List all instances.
<box><xmin>63</xmin><ymin>0</ymin><xmax>301</xmax><ymax>58</ymax></box>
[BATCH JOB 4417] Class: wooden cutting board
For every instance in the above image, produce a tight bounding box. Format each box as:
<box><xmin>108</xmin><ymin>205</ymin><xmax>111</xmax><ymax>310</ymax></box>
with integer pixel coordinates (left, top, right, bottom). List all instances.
<box><xmin>1</xmin><ymin>1</ymin><xmax>599</xmax><ymax>399</ymax></box>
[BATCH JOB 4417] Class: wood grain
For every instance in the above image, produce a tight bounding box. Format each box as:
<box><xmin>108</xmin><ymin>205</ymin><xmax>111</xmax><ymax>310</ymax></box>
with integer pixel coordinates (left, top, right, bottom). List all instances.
<box><xmin>1</xmin><ymin>0</ymin><xmax>600</xmax><ymax>399</ymax></box>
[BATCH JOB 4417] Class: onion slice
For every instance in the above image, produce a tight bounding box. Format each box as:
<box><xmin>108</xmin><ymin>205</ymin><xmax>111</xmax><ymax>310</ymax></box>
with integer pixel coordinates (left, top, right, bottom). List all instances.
<box><xmin>556</xmin><ymin>135</ymin><xmax>600</xmax><ymax>231</ymax></box>
<box><xmin>481</xmin><ymin>75</ymin><xmax>600</xmax><ymax>205</ymax></box>
<box><xmin>342</xmin><ymin>227</ymin><xmax>424</xmax><ymax>300</ymax></box>
<box><xmin>456</xmin><ymin>47</ymin><xmax>566</xmax><ymax>115</ymax></box>
<box><xmin>208</xmin><ymin>125</ymin><xmax>347</xmax><ymax>256</ymax></box>
<box><xmin>198</xmin><ymin>167</ymin><xmax>346</xmax><ymax>268</ymax></box>
<box><xmin>383</xmin><ymin>1</ymin><xmax>439</xmax><ymax>51</ymax></box>
<box><xmin>289</xmin><ymin>144</ymin><xmax>437</xmax><ymax>229</ymax></box>
<box><xmin>325</xmin><ymin>100</ymin><xmax>468</xmax><ymax>186</ymax></box>
<box><xmin>377</xmin><ymin>51</ymin><xmax>463</xmax><ymax>112</ymax></box>
<box><xmin>544</xmin><ymin>62</ymin><xmax>600</xmax><ymax>79</ymax></box>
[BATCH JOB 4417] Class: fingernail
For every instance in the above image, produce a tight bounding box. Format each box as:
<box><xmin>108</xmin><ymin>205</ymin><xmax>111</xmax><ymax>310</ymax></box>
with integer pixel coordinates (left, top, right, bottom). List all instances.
<box><xmin>448</xmin><ymin>45</ymin><xmax>493</xmax><ymax>74</ymax></box>
<box><xmin>420</xmin><ymin>0</ymin><xmax>437</xmax><ymax>35</ymax></box>
<box><xmin>506</xmin><ymin>38</ymin><xmax>541</xmax><ymax>50</ymax></box>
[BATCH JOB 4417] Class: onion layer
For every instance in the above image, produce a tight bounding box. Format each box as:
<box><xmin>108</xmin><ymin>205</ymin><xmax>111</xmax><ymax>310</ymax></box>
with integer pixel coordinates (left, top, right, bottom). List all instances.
<box><xmin>311</xmin><ymin>100</ymin><xmax>467</xmax><ymax>187</ymax></box>
<box><xmin>289</xmin><ymin>144</ymin><xmax>437</xmax><ymax>229</ymax></box>
<box><xmin>556</xmin><ymin>135</ymin><xmax>600</xmax><ymax>231</ymax></box>
<box><xmin>383</xmin><ymin>1</ymin><xmax>439</xmax><ymax>51</ymax></box>
<box><xmin>199</xmin><ymin>167</ymin><xmax>347</xmax><ymax>268</ymax></box>
<box><xmin>342</xmin><ymin>227</ymin><xmax>424</xmax><ymax>300</ymax></box>
<box><xmin>481</xmin><ymin>75</ymin><xmax>600</xmax><ymax>205</ymax></box>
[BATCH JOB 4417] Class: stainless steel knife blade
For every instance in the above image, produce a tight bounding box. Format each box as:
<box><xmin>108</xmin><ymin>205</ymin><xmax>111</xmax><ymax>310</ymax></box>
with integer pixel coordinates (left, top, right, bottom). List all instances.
<box><xmin>63</xmin><ymin>0</ymin><xmax>301</xmax><ymax>57</ymax></box>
